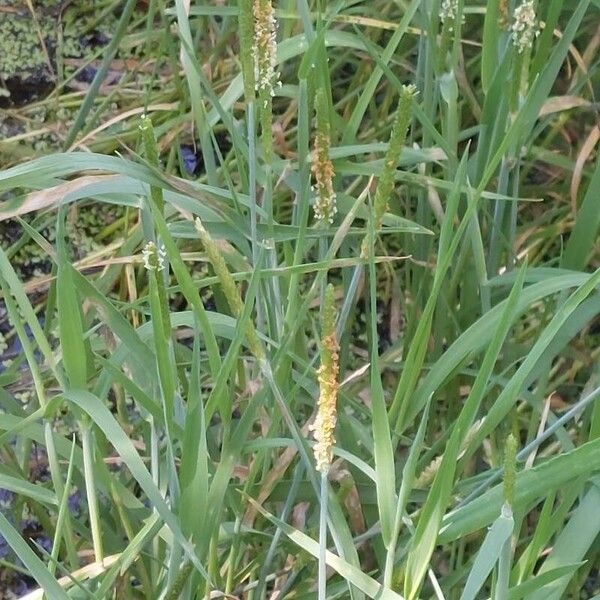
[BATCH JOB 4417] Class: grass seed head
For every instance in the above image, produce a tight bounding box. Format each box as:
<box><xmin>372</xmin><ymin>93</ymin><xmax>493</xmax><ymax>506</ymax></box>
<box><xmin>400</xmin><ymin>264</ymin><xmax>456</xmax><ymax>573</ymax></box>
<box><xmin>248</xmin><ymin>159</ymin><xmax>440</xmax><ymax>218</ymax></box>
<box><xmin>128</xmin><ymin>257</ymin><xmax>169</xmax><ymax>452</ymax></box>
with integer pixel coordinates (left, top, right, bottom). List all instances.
<box><xmin>195</xmin><ymin>218</ymin><xmax>264</xmax><ymax>359</ymax></box>
<box><xmin>361</xmin><ymin>84</ymin><xmax>416</xmax><ymax>257</ymax></box>
<box><xmin>141</xmin><ymin>241</ymin><xmax>166</xmax><ymax>272</ymax></box>
<box><xmin>439</xmin><ymin>0</ymin><xmax>458</xmax><ymax>23</ymax></box>
<box><xmin>311</xmin><ymin>284</ymin><xmax>340</xmax><ymax>474</ymax></box>
<box><xmin>499</xmin><ymin>0</ymin><xmax>509</xmax><ymax>27</ymax></box>
<box><xmin>195</xmin><ymin>218</ymin><xmax>244</xmax><ymax>318</ymax></box>
<box><xmin>312</xmin><ymin>90</ymin><xmax>337</xmax><ymax>225</ymax></box>
<box><xmin>238</xmin><ymin>0</ymin><xmax>256</xmax><ymax>101</ymax></box>
<box><xmin>373</xmin><ymin>84</ymin><xmax>416</xmax><ymax>227</ymax></box>
<box><xmin>253</xmin><ymin>0</ymin><xmax>279</xmax><ymax>98</ymax></box>
<box><xmin>511</xmin><ymin>0</ymin><xmax>540</xmax><ymax>53</ymax></box>
<box><xmin>503</xmin><ymin>433</ymin><xmax>518</xmax><ymax>507</ymax></box>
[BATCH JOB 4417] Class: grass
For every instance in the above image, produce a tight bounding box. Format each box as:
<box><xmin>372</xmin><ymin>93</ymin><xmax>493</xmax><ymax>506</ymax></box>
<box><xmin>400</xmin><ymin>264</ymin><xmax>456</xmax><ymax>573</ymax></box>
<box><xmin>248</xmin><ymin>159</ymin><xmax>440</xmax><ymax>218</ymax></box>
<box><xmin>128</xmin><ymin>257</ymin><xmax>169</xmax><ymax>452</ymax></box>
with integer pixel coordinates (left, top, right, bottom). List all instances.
<box><xmin>0</xmin><ymin>0</ymin><xmax>599</xmax><ymax>598</ymax></box>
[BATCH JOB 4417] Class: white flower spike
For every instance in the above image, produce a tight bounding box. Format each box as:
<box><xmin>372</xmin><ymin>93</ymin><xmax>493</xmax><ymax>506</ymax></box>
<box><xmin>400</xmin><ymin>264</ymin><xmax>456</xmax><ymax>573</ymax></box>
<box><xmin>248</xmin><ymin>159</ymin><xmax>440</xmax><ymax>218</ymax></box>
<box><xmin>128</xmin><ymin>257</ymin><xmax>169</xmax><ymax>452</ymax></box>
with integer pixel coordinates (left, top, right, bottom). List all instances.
<box><xmin>511</xmin><ymin>0</ymin><xmax>541</xmax><ymax>53</ymax></box>
<box><xmin>142</xmin><ymin>241</ymin><xmax>166</xmax><ymax>272</ymax></box>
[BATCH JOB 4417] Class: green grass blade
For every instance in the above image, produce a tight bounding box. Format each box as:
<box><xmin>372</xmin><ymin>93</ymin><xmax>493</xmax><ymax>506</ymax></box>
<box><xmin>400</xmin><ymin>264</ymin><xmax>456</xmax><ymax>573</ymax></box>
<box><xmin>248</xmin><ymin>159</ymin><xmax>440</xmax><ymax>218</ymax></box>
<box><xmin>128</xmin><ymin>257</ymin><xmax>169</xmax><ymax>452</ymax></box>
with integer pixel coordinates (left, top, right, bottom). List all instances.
<box><xmin>481</xmin><ymin>0</ymin><xmax>501</xmax><ymax>94</ymax></box>
<box><xmin>0</xmin><ymin>511</ymin><xmax>69</xmax><ymax>599</ymax></box>
<box><xmin>527</xmin><ymin>482</ymin><xmax>600</xmax><ymax>600</ymax></box>
<box><xmin>441</xmin><ymin>438</ymin><xmax>600</xmax><ymax>542</ymax></box>
<box><xmin>508</xmin><ymin>564</ymin><xmax>585</xmax><ymax>600</ymax></box>
<box><xmin>459</xmin><ymin>509</ymin><xmax>514</xmax><ymax>600</ymax></box>
<box><xmin>561</xmin><ymin>158</ymin><xmax>600</xmax><ymax>270</ymax></box>
<box><xmin>466</xmin><ymin>267</ymin><xmax>600</xmax><ymax>455</ymax></box>
<box><xmin>368</xmin><ymin>221</ymin><xmax>396</xmax><ymax>548</ymax></box>
<box><xmin>56</xmin><ymin>209</ymin><xmax>89</xmax><ymax>388</ymax></box>
<box><xmin>248</xmin><ymin>497</ymin><xmax>406</xmax><ymax>600</ymax></box>
<box><xmin>0</xmin><ymin>473</ymin><xmax>57</xmax><ymax>506</ymax></box>
<box><xmin>63</xmin><ymin>390</ymin><xmax>210</xmax><ymax>581</ymax></box>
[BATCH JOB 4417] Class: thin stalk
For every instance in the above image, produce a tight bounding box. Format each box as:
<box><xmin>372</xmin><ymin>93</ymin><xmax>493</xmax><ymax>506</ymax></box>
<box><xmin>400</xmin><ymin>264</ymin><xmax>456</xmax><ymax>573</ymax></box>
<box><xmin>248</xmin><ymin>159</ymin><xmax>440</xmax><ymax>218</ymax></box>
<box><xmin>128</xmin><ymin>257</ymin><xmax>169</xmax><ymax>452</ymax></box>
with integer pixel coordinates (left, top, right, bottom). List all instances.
<box><xmin>263</xmin><ymin>173</ymin><xmax>285</xmax><ymax>339</ymax></box>
<box><xmin>384</xmin><ymin>402</ymin><xmax>430</xmax><ymax>587</ymax></box>
<box><xmin>508</xmin><ymin>161</ymin><xmax>521</xmax><ymax>270</ymax></box>
<box><xmin>248</xmin><ymin>102</ymin><xmax>260</xmax><ymax>270</ymax></box>
<box><xmin>488</xmin><ymin>158</ymin><xmax>511</xmax><ymax>276</ymax></box>
<box><xmin>496</xmin><ymin>433</ymin><xmax>517</xmax><ymax>600</ymax></box>
<box><xmin>225</xmin><ymin>515</ymin><xmax>243</xmax><ymax>593</ymax></box>
<box><xmin>282</xmin><ymin>79</ymin><xmax>311</xmax><ymax>337</ymax></box>
<box><xmin>150</xmin><ymin>416</ymin><xmax>160</xmax><ymax>585</ymax></box>
<box><xmin>82</xmin><ymin>423</ymin><xmax>104</xmax><ymax>563</ymax></box>
<box><xmin>318</xmin><ymin>471</ymin><xmax>328</xmax><ymax>600</ymax></box>
<box><xmin>469</xmin><ymin>209</ymin><xmax>491</xmax><ymax>313</ymax></box>
<box><xmin>336</xmin><ymin>265</ymin><xmax>363</xmax><ymax>338</ymax></box>
<box><xmin>495</xmin><ymin>507</ymin><xmax>513</xmax><ymax>600</ymax></box>
<box><xmin>49</xmin><ymin>438</ymin><xmax>76</xmax><ymax>577</ymax></box>
<box><xmin>205</xmin><ymin>532</ymin><xmax>219</xmax><ymax>598</ymax></box>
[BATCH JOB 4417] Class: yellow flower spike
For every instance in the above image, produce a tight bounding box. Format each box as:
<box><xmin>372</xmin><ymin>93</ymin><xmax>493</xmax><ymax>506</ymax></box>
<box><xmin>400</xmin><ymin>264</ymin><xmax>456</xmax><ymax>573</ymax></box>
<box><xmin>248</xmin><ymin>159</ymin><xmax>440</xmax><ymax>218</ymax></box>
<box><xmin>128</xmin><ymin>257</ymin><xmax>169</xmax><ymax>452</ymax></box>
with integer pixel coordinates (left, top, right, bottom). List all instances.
<box><xmin>311</xmin><ymin>284</ymin><xmax>340</xmax><ymax>474</ymax></box>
